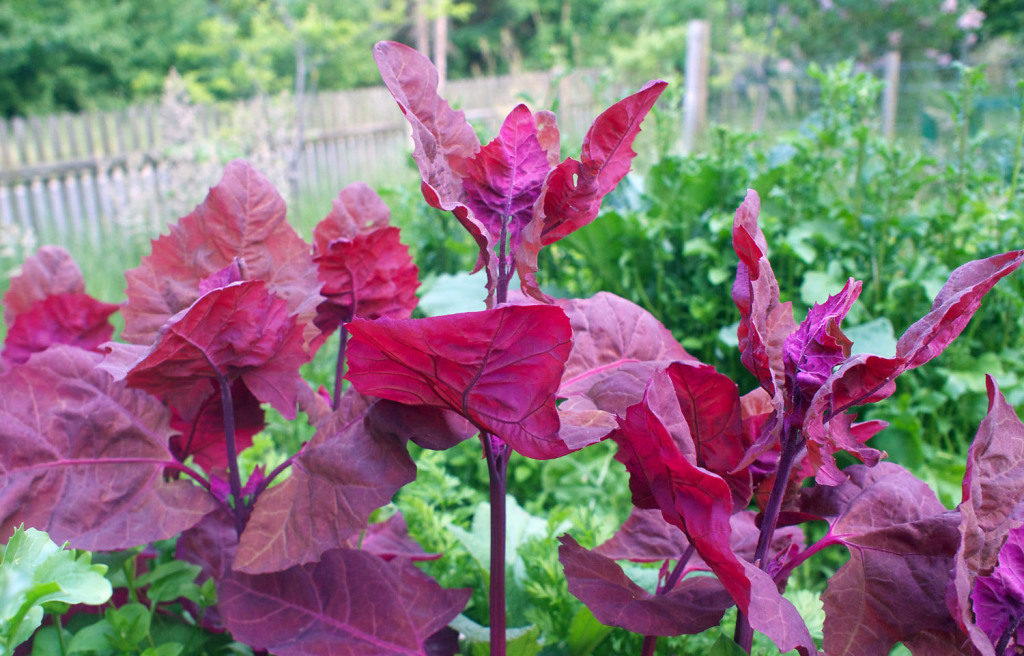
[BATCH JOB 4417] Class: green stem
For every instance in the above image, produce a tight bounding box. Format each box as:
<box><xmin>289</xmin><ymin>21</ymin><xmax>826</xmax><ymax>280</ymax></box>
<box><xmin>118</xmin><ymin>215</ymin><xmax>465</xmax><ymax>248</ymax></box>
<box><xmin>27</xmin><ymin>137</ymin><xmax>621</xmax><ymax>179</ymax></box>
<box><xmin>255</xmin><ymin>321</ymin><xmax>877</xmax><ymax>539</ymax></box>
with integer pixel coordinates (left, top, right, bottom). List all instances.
<box><xmin>51</xmin><ymin>612</ymin><xmax>67</xmax><ymax>656</ymax></box>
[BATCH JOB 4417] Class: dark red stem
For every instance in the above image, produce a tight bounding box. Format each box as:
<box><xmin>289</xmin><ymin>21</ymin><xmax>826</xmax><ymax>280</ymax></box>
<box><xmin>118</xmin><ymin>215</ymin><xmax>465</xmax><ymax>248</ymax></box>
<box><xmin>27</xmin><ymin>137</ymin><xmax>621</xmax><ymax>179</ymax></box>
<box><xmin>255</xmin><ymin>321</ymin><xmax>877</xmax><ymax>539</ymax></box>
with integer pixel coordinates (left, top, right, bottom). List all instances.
<box><xmin>640</xmin><ymin>545</ymin><xmax>696</xmax><ymax>656</ymax></box>
<box><xmin>995</xmin><ymin>614</ymin><xmax>1021</xmax><ymax>655</ymax></box>
<box><xmin>217</xmin><ymin>373</ymin><xmax>248</xmax><ymax>535</ymax></box>
<box><xmin>735</xmin><ymin>430</ymin><xmax>802</xmax><ymax>653</ymax></box>
<box><xmin>482</xmin><ymin>433</ymin><xmax>510</xmax><ymax>656</ymax></box>
<box><xmin>333</xmin><ymin>323</ymin><xmax>350</xmax><ymax>410</ymax></box>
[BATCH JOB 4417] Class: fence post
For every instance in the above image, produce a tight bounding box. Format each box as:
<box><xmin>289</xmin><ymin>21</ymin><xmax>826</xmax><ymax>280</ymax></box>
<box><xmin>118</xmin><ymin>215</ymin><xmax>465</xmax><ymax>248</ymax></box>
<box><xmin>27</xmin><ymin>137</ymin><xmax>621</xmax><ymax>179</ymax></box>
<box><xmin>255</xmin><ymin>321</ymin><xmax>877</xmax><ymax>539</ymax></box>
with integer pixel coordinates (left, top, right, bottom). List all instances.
<box><xmin>881</xmin><ymin>50</ymin><xmax>901</xmax><ymax>140</ymax></box>
<box><xmin>682</xmin><ymin>19</ymin><xmax>711</xmax><ymax>154</ymax></box>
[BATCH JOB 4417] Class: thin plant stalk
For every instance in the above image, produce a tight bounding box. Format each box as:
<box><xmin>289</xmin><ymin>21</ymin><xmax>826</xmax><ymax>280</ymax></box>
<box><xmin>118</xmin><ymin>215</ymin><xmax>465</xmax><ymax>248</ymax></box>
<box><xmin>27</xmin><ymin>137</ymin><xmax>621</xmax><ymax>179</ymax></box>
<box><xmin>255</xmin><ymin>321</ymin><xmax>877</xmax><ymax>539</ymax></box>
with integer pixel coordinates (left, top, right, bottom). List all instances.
<box><xmin>483</xmin><ymin>433</ymin><xmax>510</xmax><ymax>656</ymax></box>
<box><xmin>640</xmin><ymin>545</ymin><xmax>696</xmax><ymax>656</ymax></box>
<box><xmin>217</xmin><ymin>373</ymin><xmax>248</xmax><ymax>534</ymax></box>
<box><xmin>333</xmin><ymin>323</ymin><xmax>350</xmax><ymax>410</ymax></box>
<box><xmin>734</xmin><ymin>432</ymin><xmax>802</xmax><ymax>652</ymax></box>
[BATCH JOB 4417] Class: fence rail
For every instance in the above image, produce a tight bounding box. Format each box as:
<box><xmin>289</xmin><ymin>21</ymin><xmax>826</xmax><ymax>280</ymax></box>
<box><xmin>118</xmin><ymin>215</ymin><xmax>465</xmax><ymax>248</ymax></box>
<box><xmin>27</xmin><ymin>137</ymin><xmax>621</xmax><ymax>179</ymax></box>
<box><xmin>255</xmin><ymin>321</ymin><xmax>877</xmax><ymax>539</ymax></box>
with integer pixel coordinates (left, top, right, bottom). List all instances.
<box><xmin>0</xmin><ymin>69</ymin><xmax>603</xmax><ymax>247</ymax></box>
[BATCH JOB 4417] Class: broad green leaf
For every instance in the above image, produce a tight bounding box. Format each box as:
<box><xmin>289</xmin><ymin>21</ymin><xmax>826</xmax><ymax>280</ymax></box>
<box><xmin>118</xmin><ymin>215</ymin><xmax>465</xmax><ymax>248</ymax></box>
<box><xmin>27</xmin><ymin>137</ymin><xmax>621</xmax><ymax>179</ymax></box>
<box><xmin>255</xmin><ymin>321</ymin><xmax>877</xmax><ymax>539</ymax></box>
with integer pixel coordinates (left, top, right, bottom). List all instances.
<box><xmin>141</xmin><ymin>644</ymin><xmax>184</xmax><ymax>656</ymax></box>
<box><xmin>447</xmin><ymin>495</ymin><xmax>554</xmax><ymax>582</ymax></box>
<box><xmin>105</xmin><ymin>603</ymin><xmax>150</xmax><ymax>650</ymax></box>
<box><xmin>566</xmin><ymin>606</ymin><xmax>612</xmax><ymax>656</ymax></box>
<box><xmin>845</xmin><ymin>317</ymin><xmax>897</xmax><ymax>357</ymax></box>
<box><xmin>1</xmin><ymin>527</ymin><xmax>111</xmax><ymax>654</ymax></box>
<box><xmin>135</xmin><ymin>561</ymin><xmax>202</xmax><ymax>605</ymax></box>
<box><xmin>67</xmin><ymin>620</ymin><xmax>115</xmax><ymax>654</ymax></box>
<box><xmin>708</xmin><ymin>634</ymin><xmax>747</xmax><ymax>656</ymax></box>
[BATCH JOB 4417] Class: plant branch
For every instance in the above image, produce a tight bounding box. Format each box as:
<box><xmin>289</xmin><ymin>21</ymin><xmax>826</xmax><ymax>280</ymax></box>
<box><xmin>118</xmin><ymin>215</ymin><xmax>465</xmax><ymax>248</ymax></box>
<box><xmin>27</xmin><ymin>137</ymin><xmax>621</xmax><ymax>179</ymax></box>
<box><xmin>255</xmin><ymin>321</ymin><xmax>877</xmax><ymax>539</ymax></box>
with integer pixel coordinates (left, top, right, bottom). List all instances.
<box><xmin>995</xmin><ymin>613</ymin><xmax>1021</xmax><ymax>656</ymax></box>
<box><xmin>482</xmin><ymin>432</ymin><xmax>510</xmax><ymax>656</ymax></box>
<box><xmin>333</xmin><ymin>323</ymin><xmax>350</xmax><ymax>410</ymax></box>
<box><xmin>217</xmin><ymin>373</ymin><xmax>247</xmax><ymax>534</ymax></box>
<box><xmin>735</xmin><ymin>430</ymin><xmax>802</xmax><ymax>653</ymax></box>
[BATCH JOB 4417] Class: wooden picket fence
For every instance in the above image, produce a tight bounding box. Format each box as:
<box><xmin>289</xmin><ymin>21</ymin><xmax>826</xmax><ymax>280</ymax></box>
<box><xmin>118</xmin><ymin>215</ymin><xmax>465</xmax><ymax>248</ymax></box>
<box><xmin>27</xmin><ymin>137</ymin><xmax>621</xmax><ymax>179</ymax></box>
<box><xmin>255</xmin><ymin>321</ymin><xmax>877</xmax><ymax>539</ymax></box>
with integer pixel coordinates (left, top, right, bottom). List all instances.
<box><xmin>0</xmin><ymin>69</ymin><xmax>604</xmax><ymax>247</ymax></box>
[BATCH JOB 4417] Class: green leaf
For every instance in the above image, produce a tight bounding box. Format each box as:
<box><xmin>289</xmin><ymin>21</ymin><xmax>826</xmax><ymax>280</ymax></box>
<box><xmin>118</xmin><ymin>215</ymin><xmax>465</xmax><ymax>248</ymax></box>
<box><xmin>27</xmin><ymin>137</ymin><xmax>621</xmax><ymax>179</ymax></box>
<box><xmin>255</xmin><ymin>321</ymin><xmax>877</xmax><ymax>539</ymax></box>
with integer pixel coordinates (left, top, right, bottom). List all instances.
<box><xmin>1</xmin><ymin>527</ymin><xmax>112</xmax><ymax>653</ymax></box>
<box><xmin>418</xmin><ymin>272</ymin><xmax>487</xmax><ymax>316</ymax></box>
<box><xmin>446</xmin><ymin>495</ymin><xmax>553</xmax><ymax>583</ymax></box>
<box><xmin>466</xmin><ymin>626</ymin><xmax>541</xmax><ymax>656</ymax></box>
<box><xmin>707</xmin><ymin>634</ymin><xmax>747</xmax><ymax>656</ymax></box>
<box><xmin>135</xmin><ymin>561</ymin><xmax>202</xmax><ymax>605</ymax></box>
<box><xmin>67</xmin><ymin>620</ymin><xmax>115</xmax><ymax>654</ymax></box>
<box><xmin>845</xmin><ymin>317</ymin><xmax>897</xmax><ymax>357</ymax></box>
<box><xmin>566</xmin><ymin>606</ymin><xmax>612</xmax><ymax>656</ymax></box>
<box><xmin>141</xmin><ymin>644</ymin><xmax>184</xmax><ymax>656</ymax></box>
<box><xmin>105</xmin><ymin>603</ymin><xmax>150</xmax><ymax>650</ymax></box>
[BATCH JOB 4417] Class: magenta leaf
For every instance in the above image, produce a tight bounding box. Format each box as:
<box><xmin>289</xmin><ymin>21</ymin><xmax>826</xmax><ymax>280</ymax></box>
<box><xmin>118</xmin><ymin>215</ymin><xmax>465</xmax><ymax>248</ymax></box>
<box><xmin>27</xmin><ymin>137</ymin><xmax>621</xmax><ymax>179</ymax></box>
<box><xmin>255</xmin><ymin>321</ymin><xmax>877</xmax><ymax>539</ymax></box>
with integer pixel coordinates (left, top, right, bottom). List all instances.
<box><xmin>218</xmin><ymin>548</ymin><xmax>470</xmax><ymax>656</ymax></box>
<box><xmin>365</xmin><ymin>400</ymin><xmax>476</xmax><ymax>452</ymax></box>
<box><xmin>518</xmin><ymin>81</ymin><xmax>667</xmax><ymax>298</ymax></box>
<box><xmin>972</xmin><ymin>525</ymin><xmax>1024</xmax><ymax>654</ymax></box>
<box><xmin>559</xmin><ymin>534</ymin><xmax>733</xmax><ymax>636</ymax></box>
<box><xmin>461</xmin><ymin>104</ymin><xmax>550</xmax><ymax>260</ymax></box>
<box><xmin>610</xmin><ymin>389</ymin><xmax>816</xmax><ymax>654</ymax></box>
<box><xmin>731</xmin><ymin>189</ymin><xmax>796</xmax><ymax>403</ymax></box>
<box><xmin>122</xmin><ymin>160</ymin><xmax>322</xmax><ymax>348</ymax></box>
<box><xmin>801</xmin><ymin>463</ymin><xmax>964</xmax><ymax>656</ymax></box>
<box><xmin>2</xmin><ymin>292</ymin><xmax>120</xmax><ymax>364</ymax></box>
<box><xmin>314</xmin><ymin>226</ymin><xmax>420</xmax><ymax>332</ymax></box>
<box><xmin>952</xmin><ymin>376</ymin><xmax>1024</xmax><ymax>656</ymax></box>
<box><xmin>803</xmin><ymin>250</ymin><xmax>1024</xmax><ymax>483</ymax></box>
<box><xmin>234</xmin><ymin>394</ymin><xmax>416</xmax><ymax>573</ymax></box>
<box><xmin>3</xmin><ymin>245</ymin><xmax>85</xmax><ymax>325</ymax></box>
<box><xmin>0</xmin><ymin>346</ymin><xmax>215</xmax><ymax>549</ymax></box>
<box><xmin>122</xmin><ymin>280</ymin><xmax>307</xmax><ymax>419</ymax></box>
<box><xmin>556</xmin><ymin>292</ymin><xmax>695</xmax><ymax>441</ymax></box>
<box><xmin>313</xmin><ymin>182</ymin><xmax>392</xmax><ymax>251</ymax></box>
<box><xmin>357</xmin><ymin>512</ymin><xmax>441</xmax><ymax>562</ymax></box>
<box><xmin>346</xmin><ymin>304</ymin><xmax>574</xmax><ymax>459</ymax></box>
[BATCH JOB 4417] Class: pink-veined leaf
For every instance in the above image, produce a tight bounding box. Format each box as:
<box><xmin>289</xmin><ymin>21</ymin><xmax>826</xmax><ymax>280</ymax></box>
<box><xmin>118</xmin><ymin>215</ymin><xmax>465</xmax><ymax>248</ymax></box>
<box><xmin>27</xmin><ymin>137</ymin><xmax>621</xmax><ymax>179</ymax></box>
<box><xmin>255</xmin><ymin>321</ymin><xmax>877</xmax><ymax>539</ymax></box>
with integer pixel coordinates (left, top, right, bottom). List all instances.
<box><xmin>952</xmin><ymin>376</ymin><xmax>1024</xmax><ymax>656</ymax></box>
<box><xmin>461</xmin><ymin>104</ymin><xmax>550</xmax><ymax>263</ymax></box>
<box><xmin>3</xmin><ymin>245</ymin><xmax>85</xmax><ymax>325</ymax></box>
<box><xmin>168</xmin><ymin>378</ymin><xmax>266</xmax><ymax>471</ymax></box>
<box><xmin>346</xmin><ymin>304</ymin><xmax>574</xmax><ymax>459</ymax></box>
<box><xmin>219</xmin><ymin>548</ymin><xmax>470</xmax><ymax>656</ymax></box>
<box><xmin>234</xmin><ymin>392</ymin><xmax>417</xmax><ymax>573</ymax></box>
<box><xmin>0</xmin><ymin>346</ymin><xmax>215</xmax><ymax>549</ymax></box>
<box><xmin>557</xmin><ymin>292</ymin><xmax>694</xmax><ymax>422</ymax></box>
<box><xmin>122</xmin><ymin>280</ymin><xmax>307</xmax><ymax>419</ymax></box>
<box><xmin>2</xmin><ymin>292</ymin><xmax>120</xmax><ymax>364</ymax></box>
<box><xmin>797</xmin><ymin>463</ymin><xmax>964</xmax><ymax>656</ymax></box>
<box><xmin>517</xmin><ymin>80</ymin><xmax>667</xmax><ymax>299</ymax></box>
<box><xmin>803</xmin><ymin>250</ymin><xmax>1024</xmax><ymax>484</ymax></box>
<box><xmin>313</xmin><ymin>183</ymin><xmax>391</xmax><ymax>251</ymax></box>
<box><xmin>559</xmin><ymin>534</ymin><xmax>733</xmax><ymax>637</ymax></box>
<box><xmin>314</xmin><ymin>226</ymin><xmax>420</xmax><ymax>333</ymax></box>
<box><xmin>122</xmin><ymin>160</ymin><xmax>321</xmax><ymax>348</ymax></box>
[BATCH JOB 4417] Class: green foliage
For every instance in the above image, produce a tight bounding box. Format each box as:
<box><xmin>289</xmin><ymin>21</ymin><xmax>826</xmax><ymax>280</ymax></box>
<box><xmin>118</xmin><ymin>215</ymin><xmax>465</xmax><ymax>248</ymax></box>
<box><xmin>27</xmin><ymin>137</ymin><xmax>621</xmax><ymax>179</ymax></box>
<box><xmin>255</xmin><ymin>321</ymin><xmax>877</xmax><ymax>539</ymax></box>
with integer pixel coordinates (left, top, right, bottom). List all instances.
<box><xmin>1</xmin><ymin>527</ymin><xmax>112</xmax><ymax>654</ymax></box>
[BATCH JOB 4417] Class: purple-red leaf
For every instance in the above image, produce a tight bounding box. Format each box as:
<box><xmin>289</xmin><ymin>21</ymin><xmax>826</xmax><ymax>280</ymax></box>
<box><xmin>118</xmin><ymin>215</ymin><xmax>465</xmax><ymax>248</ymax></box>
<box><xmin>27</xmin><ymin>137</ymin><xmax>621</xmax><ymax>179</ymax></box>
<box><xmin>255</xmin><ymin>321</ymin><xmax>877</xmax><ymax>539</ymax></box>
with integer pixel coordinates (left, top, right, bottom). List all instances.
<box><xmin>610</xmin><ymin>391</ymin><xmax>815</xmax><ymax>654</ymax></box>
<box><xmin>357</xmin><ymin>512</ymin><xmax>441</xmax><ymax>562</ymax></box>
<box><xmin>346</xmin><ymin>304</ymin><xmax>574</xmax><ymax>459</ymax></box>
<box><xmin>313</xmin><ymin>182</ymin><xmax>391</xmax><ymax>251</ymax></box>
<box><xmin>559</xmin><ymin>534</ymin><xmax>733</xmax><ymax>636</ymax></box>
<box><xmin>2</xmin><ymin>293</ymin><xmax>120</xmax><ymax>364</ymax></box>
<box><xmin>234</xmin><ymin>394</ymin><xmax>416</xmax><ymax>573</ymax></box>
<box><xmin>122</xmin><ymin>160</ymin><xmax>321</xmax><ymax>348</ymax></box>
<box><xmin>972</xmin><ymin>525</ymin><xmax>1024</xmax><ymax>654</ymax></box>
<box><xmin>0</xmin><ymin>346</ymin><xmax>215</xmax><ymax>549</ymax></box>
<box><xmin>219</xmin><ymin>548</ymin><xmax>470</xmax><ymax>656</ymax></box>
<box><xmin>803</xmin><ymin>251</ymin><xmax>1024</xmax><ymax>484</ymax></box>
<box><xmin>372</xmin><ymin>41</ymin><xmax>487</xmax><ymax>270</ymax></box>
<box><xmin>802</xmin><ymin>463</ymin><xmax>964</xmax><ymax>656</ymax></box>
<box><xmin>462</xmin><ymin>104</ymin><xmax>549</xmax><ymax>259</ymax></box>
<box><xmin>314</xmin><ymin>226</ymin><xmax>420</xmax><ymax>332</ymax></box>
<box><xmin>517</xmin><ymin>81</ymin><xmax>667</xmax><ymax>298</ymax></box>
<box><xmin>731</xmin><ymin>189</ymin><xmax>795</xmax><ymax>404</ymax></box>
<box><xmin>556</xmin><ymin>292</ymin><xmax>694</xmax><ymax>430</ymax></box>
<box><xmin>365</xmin><ymin>400</ymin><xmax>476</xmax><ymax>451</ymax></box>
<box><xmin>168</xmin><ymin>379</ymin><xmax>265</xmax><ymax>471</ymax></box>
<box><xmin>3</xmin><ymin>245</ymin><xmax>85</xmax><ymax>325</ymax></box>
<box><xmin>122</xmin><ymin>281</ymin><xmax>307</xmax><ymax>419</ymax></box>
<box><xmin>952</xmin><ymin>376</ymin><xmax>1024</xmax><ymax>656</ymax></box>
